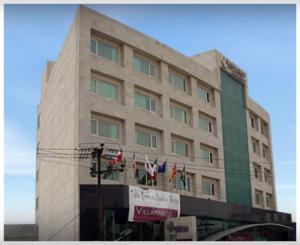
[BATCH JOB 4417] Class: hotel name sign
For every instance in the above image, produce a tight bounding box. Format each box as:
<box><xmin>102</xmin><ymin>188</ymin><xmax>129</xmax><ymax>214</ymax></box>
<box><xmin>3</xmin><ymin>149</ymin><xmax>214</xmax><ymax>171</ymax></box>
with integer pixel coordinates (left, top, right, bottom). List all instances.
<box><xmin>221</xmin><ymin>57</ymin><xmax>247</xmax><ymax>84</ymax></box>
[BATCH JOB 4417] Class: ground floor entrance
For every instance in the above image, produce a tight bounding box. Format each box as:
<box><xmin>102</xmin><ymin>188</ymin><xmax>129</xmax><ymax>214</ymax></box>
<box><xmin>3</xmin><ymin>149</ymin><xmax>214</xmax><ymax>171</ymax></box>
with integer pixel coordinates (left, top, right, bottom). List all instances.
<box><xmin>79</xmin><ymin>184</ymin><xmax>294</xmax><ymax>241</ymax></box>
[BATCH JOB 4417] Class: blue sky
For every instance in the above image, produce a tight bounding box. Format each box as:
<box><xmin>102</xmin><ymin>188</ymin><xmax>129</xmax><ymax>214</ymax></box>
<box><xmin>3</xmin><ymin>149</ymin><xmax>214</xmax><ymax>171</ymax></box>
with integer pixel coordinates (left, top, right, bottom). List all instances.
<box><xmin>4</xmin><ymin>4</ymin><xmax>296</xmax><ymax>223</ymax></box>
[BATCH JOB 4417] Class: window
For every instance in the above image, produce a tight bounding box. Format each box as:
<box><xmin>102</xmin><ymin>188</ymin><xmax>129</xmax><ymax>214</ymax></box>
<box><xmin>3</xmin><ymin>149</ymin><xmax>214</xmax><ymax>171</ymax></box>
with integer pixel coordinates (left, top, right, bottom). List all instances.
<box><xmin>90</xmin><ymin>78</ymin><xmax>118</xmax><ymax>101</ymax></box>
<box><xmin>170</xmin><ymin>104</ymin><xmax>187</xmax><ymax>124</ymax></box>
<box><xmin>261</xmin><ymin>122</ymin><xmax>269</xmax><ymax>137</ymax></box>
<box><xmin>90</xmin><ymin>39</ymin><xmax>97</xmax><ymax>54</ymax></box>
<box><xmin>266</xmin><ymin>193</ymin><xmax>273</xmax><ymax>208</ymax></box>
<box><xmin>136</xmin><ymin>130</ymin><xmax>157</xmax><ymax>149</ymax></box>
<box><xmin>262</xmin><ymin>144</ymin><xmax>269</xmax><ymax>159</ymax></box>
<box><xmin>199</xmin><ymin>116</ymin><xmax>212</xmax><ymax>133</ymax></box>
<box><xmin>264</xmin><ymin>169</ymin><xmax>271</xmax><ymax>184</ymax></box>
<box><xmin>136</xmin><ymin>168</ymin><xmax>157</xmax><ymax>186</ymax></box>
<box><xmin>91</xmin><ymin>119</ymin><xmax>119</xmax><ymax>139</ymax></box>
<box><xmin>201</xmin><ymin>148</ymin><xmax>214</xmax><ymax>164</ymax></box>
<box><xmin>169</xmin><ymin>71</ymin><xmax>186</xmax><ymax>92</ymax></box>
<box><xmin>255</xmin><ymin>190</ymin><xmax>263</xmax><ymax>206</ymax></box>
<box><xmin>90</xmin><ymin>38</ymin><xmax>119</xmax><ymax>62</ymax></box>
<box><xmin>134</xmin><ymin>92</ymin><xmax>156</xmax><ymax>112</ymax></box>
<box><xmin>172</xmin><ymin>140</ymin><xmax>188</xmax><ymax>156</ymax></box>
<box><xmin>173</xmin><ymin>175</ymin><xmax>191</xmax><ymax>192</ymax></box>
<box><xmin>202</xmin><ymin>181</ymin><xmax>215</xmax><ymax>196</ymax></box>
<box><xmin>252</xmin><ymin>138</ymin><xmax>259</xmax><ymax>155</ymax></box>
<box><xmin>133</xmin><ymin>55</ymin><xmax>156</xmax><ymax>77</ymax></box>
<box><xmin>253</xmin><ymin>163</ymin><xmax>262</xmax><ymax>181</ymax></box>
<box><xmin>98</xmin><ymin>41</ymin><xmax>118</xmax><ymax>62</ymax></box>
<box><xmin>250</xmin><ymin>115</ymin><xmax>258</xmax><ymax>130</ymax></box>
<box><xmin>101</xmin><ymin>162</ymin><xmax>118</xmax><ymax>181</ymax></box>
<box><xmin>198</xmin><ymin>86</ymin><xmax>210</xmax><ymax>103</ymax></box>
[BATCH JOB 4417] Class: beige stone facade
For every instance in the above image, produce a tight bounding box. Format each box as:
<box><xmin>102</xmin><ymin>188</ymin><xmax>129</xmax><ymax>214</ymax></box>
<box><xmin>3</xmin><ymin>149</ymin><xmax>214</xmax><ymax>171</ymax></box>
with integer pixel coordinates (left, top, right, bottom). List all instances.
<box><xmin>36</xmin><ymin>6</ymin><xmax>276</xmax><ymax>241</ymax></box>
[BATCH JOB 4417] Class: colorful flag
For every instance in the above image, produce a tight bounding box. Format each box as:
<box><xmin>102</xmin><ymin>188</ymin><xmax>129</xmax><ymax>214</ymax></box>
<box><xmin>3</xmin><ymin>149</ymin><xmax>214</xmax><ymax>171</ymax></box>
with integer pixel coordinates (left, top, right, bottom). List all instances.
<box><xmin>131</xmin><ymin>152</ymin><xmax>137</xmax><ymax>178</ymax></box>
<box><xmin>180</xmin><ymin>165</ymin><xmax>186</xmax><ymax>189</ymax></box>
<box><xmin>149</xmin><ymin>158</ymin><xmax>158</xmax><ymax>181</ymax></box>
<box><xmin>145</xmin><ymin>155</ymin><xmax>154</xmax><ymax>177</ymax></box>
<box><xmin>157</xmin><ymin>161</ymin><xmax>167</xmax><ymax>173</ymax></box>
<box><xmin>168</xmin><ymin>163</ymin><xmax>177</xmax><ymax>182</ymax></box>
<box><xmin>109</xmin><ymin>149</ymin><xmax>123</xmax><ymax>165</ymax></box>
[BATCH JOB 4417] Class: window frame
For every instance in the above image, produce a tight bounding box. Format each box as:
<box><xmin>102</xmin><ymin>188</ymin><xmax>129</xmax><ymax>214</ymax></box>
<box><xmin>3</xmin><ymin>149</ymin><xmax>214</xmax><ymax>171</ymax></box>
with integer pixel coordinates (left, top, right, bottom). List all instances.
<box><xmin>90</xmin><ymin>76</ymin><xmax>119</xmax><ymax>101</ymax></box>
<box><xmin>133</xmin><ymin>54</ymin><xmax>157</xmax><ymax>78</ymax></box>
<box><xmin>168</xmin><ymin>70</ymin><xmax>187</xmax><ymax>92</ymax></box>
<box><xmin>171</xmin><ymin>139</ymin><xmax>188</xmax><ymax>157</ymax></box>
<box><xmin>91</xmin><ymin>118</ymin><xmax>119</xmax><ymax>140</ymax></box>
<box><xmin>135</xmin><ymin>129</ymin><xmax>157</xmax><ymax>149</ymax></box>
<box><xmin>170</xmin><ymin>104</ymin><xmax>188</xmax><ymax>124</ymax></box>
<box><xmin>134</xmin><ymin>91</ymin><xmax>157</xmax><ymax>113</ymax></box>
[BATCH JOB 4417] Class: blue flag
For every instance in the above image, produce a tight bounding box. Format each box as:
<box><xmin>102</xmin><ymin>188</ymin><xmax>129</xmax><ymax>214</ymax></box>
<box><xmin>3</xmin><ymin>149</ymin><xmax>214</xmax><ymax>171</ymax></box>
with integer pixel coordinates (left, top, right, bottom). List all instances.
<box><xmin>158</xmin><ymin>161</ymin><xmax>167</xmax><ymax>173</ymax></box>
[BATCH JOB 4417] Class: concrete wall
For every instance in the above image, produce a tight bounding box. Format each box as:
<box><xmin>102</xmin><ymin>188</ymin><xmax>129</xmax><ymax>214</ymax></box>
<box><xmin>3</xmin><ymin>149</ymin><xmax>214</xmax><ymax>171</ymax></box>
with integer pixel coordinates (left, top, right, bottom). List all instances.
<box><xmin>36</xmin><ymin>10</ymin><xmax>80</xmax><ymax>241</ymax></box>
<box><xmin>75</xmin><ymin>5</ymin><xmax>226</xmax><ymax>202</ymax></box>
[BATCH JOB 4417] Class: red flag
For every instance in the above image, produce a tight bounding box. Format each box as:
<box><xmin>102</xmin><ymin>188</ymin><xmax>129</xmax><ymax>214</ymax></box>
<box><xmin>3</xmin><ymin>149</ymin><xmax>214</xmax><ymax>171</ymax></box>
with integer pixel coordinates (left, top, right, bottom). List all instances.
<box><xmin>109</xmin><ymin>150</ymin><xmax>123</xmax><ymax>165</ymax></box>
<box><xmin>168</xmin><ymin>163</ymin><xmax>177</xmax><ymax>182</ymax></box>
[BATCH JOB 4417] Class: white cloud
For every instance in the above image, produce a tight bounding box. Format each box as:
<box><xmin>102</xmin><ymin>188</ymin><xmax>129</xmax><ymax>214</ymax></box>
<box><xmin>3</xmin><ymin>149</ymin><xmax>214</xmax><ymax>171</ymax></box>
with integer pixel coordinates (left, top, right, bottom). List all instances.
<box><xmin>4</xmin><ymin>119</ymin><xmax>36</xmax><ymax>176</ymax></box>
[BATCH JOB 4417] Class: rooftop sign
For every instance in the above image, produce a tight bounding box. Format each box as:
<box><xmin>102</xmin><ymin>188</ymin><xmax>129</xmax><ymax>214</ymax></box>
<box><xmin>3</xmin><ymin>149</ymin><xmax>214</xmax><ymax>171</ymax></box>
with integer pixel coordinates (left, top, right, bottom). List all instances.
<box><xmin>221</xmin><ymin>57</ymin><xmax>247</xmax><ymax>84</ymax></box>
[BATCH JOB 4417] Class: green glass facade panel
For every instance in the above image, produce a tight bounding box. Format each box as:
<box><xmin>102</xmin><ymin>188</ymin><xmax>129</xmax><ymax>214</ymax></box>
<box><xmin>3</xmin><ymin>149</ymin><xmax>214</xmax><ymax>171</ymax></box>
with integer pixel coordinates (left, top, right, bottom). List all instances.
<box><xmin>220</xmin><ymin>70</ymin><xmax>252</xmax><ymax>207</ymax></box>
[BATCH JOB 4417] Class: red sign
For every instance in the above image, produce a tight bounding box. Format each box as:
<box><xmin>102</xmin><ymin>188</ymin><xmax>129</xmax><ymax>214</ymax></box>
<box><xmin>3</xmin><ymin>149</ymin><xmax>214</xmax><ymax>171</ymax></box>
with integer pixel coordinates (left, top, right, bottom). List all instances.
<box><xmin>133</xmin><ymin>205</ymin><xmax>178</xmax><ymax>222</ymax></box>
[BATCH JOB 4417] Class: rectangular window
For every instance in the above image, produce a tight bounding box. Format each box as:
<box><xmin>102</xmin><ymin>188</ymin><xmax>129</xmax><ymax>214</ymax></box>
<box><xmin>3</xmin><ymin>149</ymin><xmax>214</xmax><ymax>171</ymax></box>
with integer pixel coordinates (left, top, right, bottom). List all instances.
<box><xmin>198</xmin><ymin>86</ymin><xmax>210</xmax><ymax>103</ymax></box>
<box><xmin>172</xmin><ymin>140</ymin><xmax>188</xmax><ymax>156</ymax></box>
<box><xmin>136</xmin><ymin>168</ymin><xmax>157</xmax><ymax>186</ymax></box>
<box><xmin>90</xmin><ymin>78</ymin><xmax>118</xmax><ymax>101</ymax></box>
<box><xmin>91</xmin><ymin>119</ymin><xmax>97</xmax><ymax>135</ymax></box>
<box><xmin>90</xmin><ymin>78</ymin><xmax>97</xmax><ymax>94</ymax></box>
<box><xmin>98</xmin><ymin>80</ymin><xmax>118</xmax><ymax>100</ymax></box>
<box><xmin>201</xmin><ymin>148</ymin><xmax>209</xmax><ymax>163</ymax></box>
<box><xmin>98</xmin><ymin>40</ymin><xmax>118</xmax><ymax>62</ymax></box>
<box><xmin>202</xmin><ymin>181</ymin><xmax>215</xmax><ymax>195</ymax></box>
<box><xmin>133</xmin><ymin>55</ymin><xmax>156</xmax><ymax>77</ymax></box>
<box><xmin>264</xmin><ymin>169</ymin><xmax>271</xmax><ymax>184</ymax></box>
<box><xmin>134</xmin><ymin>92</ymin><xmax>156</xmax><ymax>112</ymax></box>
<box><xmin>199</xmin><ymin>116</ymin><xmax>212</xmax><ymax>133</ymax></box>
<box><xmin>266</xmin><ymin>194</ymin><xmax>272</xmax><ymax>208</ymax></box>
<box><xmin>136</xmin><ymin>130</ymin><xmax>157</xmax><ymax>148</ymax></box>
<box><xmin>170</xmin><ymin>105</ymin><xmax>187</xmax><ymax>124</ymax></box>
<box><xmin>255</xmin><ymin>193</ymin><xmax>261</xmax><ymax>205</ymax></box>
<box><xmin>262</xmin><ymin>145</ymin><xmax>268</xmax><ymax>159</ymax></box>
<box><xmin>101</xmin><ymin>163</ymin><xmax>118</xmax><ymax>181</ymax></box>
<box><xmin>173</xmin><ymin>175</ymin><xmax>191</xmax><ymax>191</ymax></box>
<box><xmin>90</xmin><ymin>39</ymin><xmax>97</xmax><ymax>54</ymax></box>
<box><xmin>96</xmin><ymin>120</ymin><xmax>118</xmax><ymax>139</ymax></box>
<box><xmin>169</xmin><ymin>71</ymin><xmax>186</xmax><ymax>92</ymax></box>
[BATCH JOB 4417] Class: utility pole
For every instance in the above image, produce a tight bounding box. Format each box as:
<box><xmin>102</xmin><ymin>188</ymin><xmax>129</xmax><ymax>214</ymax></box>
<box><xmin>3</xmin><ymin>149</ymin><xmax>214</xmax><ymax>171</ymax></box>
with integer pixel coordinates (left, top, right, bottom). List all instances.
<box><xmin>96</xmin><ymin>143</ymin><xmax>104</xmax><ymax>241</ymax></box>
<box><xmin>86</xmin><ymin>143</ymin><xmax>124</xmax><ymax>241</ymax></box>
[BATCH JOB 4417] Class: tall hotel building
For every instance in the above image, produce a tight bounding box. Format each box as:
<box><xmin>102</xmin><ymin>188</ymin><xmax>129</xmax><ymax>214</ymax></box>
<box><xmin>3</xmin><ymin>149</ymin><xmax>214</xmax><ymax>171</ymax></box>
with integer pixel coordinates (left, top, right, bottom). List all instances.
<box><xmin>36</xmin><ymin>6</ymin><xmax>292</xmax><ymax>241</ymax></box>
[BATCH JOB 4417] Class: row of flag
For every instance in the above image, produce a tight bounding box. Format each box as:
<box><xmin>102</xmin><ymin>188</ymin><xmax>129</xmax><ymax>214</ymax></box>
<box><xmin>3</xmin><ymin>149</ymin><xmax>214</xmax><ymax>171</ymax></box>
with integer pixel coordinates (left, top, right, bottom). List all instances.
<box><xmin>105</xmin><ymin>150</ymin><xmax>187</xmax><ymax>188</ymax></box>
<box><xmin>130</xmin><ymin>152</ymin><xmax>187</xmax><ymax>188</ymax></box>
